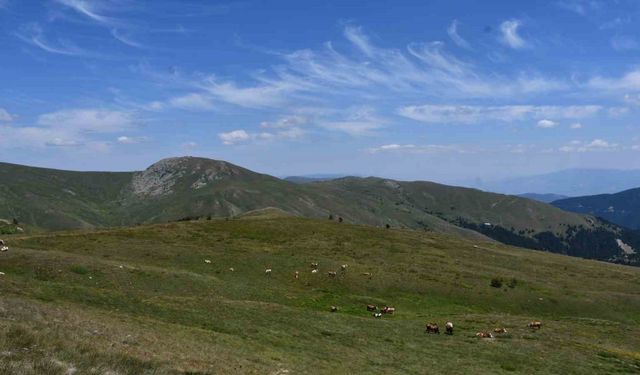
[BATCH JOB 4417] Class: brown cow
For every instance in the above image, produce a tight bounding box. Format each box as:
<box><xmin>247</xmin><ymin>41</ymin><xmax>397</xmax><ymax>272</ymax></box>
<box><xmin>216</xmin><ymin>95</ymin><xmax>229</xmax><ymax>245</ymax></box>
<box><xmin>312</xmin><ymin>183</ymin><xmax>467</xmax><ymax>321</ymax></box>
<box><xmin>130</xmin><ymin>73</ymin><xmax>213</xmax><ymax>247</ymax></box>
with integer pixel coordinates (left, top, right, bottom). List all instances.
<box><xmin>327</xmin><ymin>271</ymin><xmax>337</xmax><ymax>278</ymax></box>
<box><xmin>381</xmin><ymin>306</ymin><xmax>395</xmax><ymax>314</ymax></box>
<box><xmin>528</xmin><ymin>321</ymin><xmax>542</xmax><ymax>329</ymax></box>
<box><xmin>475</xmin><ymin>331</ymin><xmax>493</xmax><ymax>338</ymax></box>
<box><xmin>425</xmin><ymin>323</ymin><xmax>440</xmax><ymax>334</ymax></box>
<box><xmin>366</xmin><ymin>304</ymin><xmax>377</xmax><ymax>312</ymax></box>
<box><xmin>494</xmin><ymin>328</ymin><xmax>508</xmax><ymax>334</ymax></box>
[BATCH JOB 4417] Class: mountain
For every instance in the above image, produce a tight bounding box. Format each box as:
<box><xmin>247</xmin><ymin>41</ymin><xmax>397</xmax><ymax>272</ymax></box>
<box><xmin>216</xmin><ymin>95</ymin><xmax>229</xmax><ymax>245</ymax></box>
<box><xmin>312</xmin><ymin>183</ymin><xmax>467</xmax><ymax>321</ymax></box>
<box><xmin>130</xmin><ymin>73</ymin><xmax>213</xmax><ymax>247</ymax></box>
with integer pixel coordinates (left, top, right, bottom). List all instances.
<box><xmin>518</xmin><ymin>193</ymin><xmax>569</xmax><ymax>203</ymax></box>
<box><xmin>284</xmin><ymin>174</ymin><xmax>346</xmax><ymax>184</ymax></box>
<box><xmin>1</xmin><ymin>157</ymin><xmax>639</xmax><ymax>264</ymax></box>
<box><xmin>3</xmin><ymin>215</ymin><xmax>640</xmax><ymax>374</ymax></box>
<box><xmin>553</xmin><ymin>188</ymin><xmax>640</xmax><ymax>230</ymax></box>
<box><xmin>476</xmin><ymin>168</ymin><xmax>640</xmax><ymax>196</ymax></box>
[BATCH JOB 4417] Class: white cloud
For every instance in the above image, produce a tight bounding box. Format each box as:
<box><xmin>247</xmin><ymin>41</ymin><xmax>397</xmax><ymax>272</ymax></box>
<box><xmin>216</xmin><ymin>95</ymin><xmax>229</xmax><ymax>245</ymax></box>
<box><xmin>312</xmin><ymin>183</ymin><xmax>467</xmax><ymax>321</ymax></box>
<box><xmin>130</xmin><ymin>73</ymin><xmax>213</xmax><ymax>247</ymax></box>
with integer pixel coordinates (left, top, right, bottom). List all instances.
<box><xmin>624</xmin><ymin>93</ymin><xmax>640</xmax><ymax>106</ymax></box>
<box><xmin>38</xmin><ymin>109</ymin><xmax>134</xmax><ymax>133</ymax></box>
<box><xmin>608</xmin><ymin>107</ymin><xmax>630</xmax><ymax>117</ymax></box>
<box><xmin>570</xmin><ymin>122</ymin><xmax>583</xmax><ymax>129</ymax></box>
<box><xmin>367</xmin><ymin>143</ymin><xmax>468</xmax><ymax>154</ymax></box>
<box><xmin>344</xmin><ymin>25</ymin><xmax>375</xmax><ymax>57</ymax></box>
<box><xmin>559</xmin><ymin>139</ymin><xmax>619</xmax><ymax>152</ymax></box>
<box><xmin>218</xmin><ymin>130</ymin><xmax>250</xmax><ymax>145</ymax></box>
<box><xmin>16</xmin><ymin>23</ymin><xmax>87</xmax><ymax>56</ymax></box>
<box><xmin>537</xmin><ymin>119</ymin><xmax>558</xmax><ymax>128</ymax></box>
<box><xmin>398</xmin><ymin>104</ymin><xmax>601</xmax><ymax>124</ymax></box>
<box><xmin>500</xmin><ymin>19</ymin><xmax>527</xmax><ymax>49</ymax></box>
<box><xmin>168</xmin><ymin>93</ymin><xmax>214</xmax><ymax>111</ymax></box>
<box><xmin>117</xmin><ymin>136</ymin><xmax>147</xmax><ymax>144</ymax></box>
<box><xmin>447</xmin><ymin>19</ymin><xmax>471</xmax><ymax>49</ymax></box>
<box><xmin>321</xmin><ymin>106</ymin><xmax>385</xmax><ymax>136</ymax></box>
<box><xmin>0</xmin><ymin>108</ymin><xmax>14</xmax><ymax>122</ymax></box>
<box><xmin>54</xmin><ymin>0</ymin><xmax>112</xmax><ymax>24</ymax></box>
<box><xmin>587</xmin><ymin>69</ymin><xmax>640</xmax><ymax>92</ymax></box>
<box><xmin>218</xmin><ymin>127</ymin><xmax>305</xmax><ymax>145</ymax></box>
<box><xmin>0</xmin><ymin>108</ymin><xmax>136</xmax><ymax>150</ymax></box>
<box><xmin>186</xmin><ymin>25</ymin><xmax>566</xmax><ymax>111</ymax></box>
<box><xmin>260</xmin><ymin>115</ymin><xmax>307</xmax><ymax>129</ymax></box>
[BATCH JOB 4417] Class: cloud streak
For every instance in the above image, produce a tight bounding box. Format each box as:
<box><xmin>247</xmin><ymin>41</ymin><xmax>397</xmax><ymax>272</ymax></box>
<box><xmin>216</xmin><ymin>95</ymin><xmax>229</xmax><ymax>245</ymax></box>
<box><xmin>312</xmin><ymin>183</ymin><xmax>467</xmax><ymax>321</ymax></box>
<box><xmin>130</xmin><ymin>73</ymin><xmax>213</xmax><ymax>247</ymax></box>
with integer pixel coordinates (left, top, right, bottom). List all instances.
<box><xmin>398</xmin><ymin>105</ymin><xmax>602</xmax><ymax>124</ymax></box>
<box><xmin>447</xmin><ymin>20</ymin><xmax>471</xmax><ymax>49</ymax></box>
<box><xmin>500</xmin><ymin>20</ymin><xmax>527</xmax><ymax>49</ymax></box>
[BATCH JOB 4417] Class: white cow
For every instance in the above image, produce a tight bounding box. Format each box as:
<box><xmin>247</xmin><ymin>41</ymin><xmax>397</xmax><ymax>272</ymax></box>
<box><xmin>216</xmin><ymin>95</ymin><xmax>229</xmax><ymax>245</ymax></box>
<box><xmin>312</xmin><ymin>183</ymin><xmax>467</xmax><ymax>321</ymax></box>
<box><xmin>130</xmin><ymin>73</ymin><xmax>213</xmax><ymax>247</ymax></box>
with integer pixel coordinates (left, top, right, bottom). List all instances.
<box><xmin>265</xmin><ymin>268</ymin><xmax>272</xmax><ymax>275</ymax></box>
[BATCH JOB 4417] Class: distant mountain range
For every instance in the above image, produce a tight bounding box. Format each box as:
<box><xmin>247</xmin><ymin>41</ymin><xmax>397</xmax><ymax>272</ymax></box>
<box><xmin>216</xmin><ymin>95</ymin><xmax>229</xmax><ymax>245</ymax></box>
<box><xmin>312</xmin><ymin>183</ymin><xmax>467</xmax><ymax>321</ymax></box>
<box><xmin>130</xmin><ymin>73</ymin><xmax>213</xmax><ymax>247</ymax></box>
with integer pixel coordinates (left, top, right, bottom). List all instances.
<box><xmin>474</xmin><ymin>169</ymin><xmax>640</xmax><ymax>197</ymax></box>
<box><xmin>283</xmin><ymin>174</ymin><xmax>346</xmax><ymax>184</ymax></box>
<box><xmin>553</xmin><ymin>188</ymin><xmax>640</xmax><ymax>230</ymax></box>
<box><xmin>1</xmin><ymin>157</ymin><xmax>638</xmax><ymax>265</ymax></box>
<box><xmin>518</xmin><ymin>193</ymin><xmax>569</xmax><ymax>203</ymax></box>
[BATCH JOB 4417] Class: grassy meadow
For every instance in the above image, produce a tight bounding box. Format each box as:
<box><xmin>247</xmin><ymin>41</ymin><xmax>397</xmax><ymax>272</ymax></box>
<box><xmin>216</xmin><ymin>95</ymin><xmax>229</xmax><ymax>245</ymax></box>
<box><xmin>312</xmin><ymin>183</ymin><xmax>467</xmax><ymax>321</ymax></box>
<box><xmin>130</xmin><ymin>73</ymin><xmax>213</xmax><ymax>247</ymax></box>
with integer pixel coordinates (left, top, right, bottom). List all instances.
<box><xmin>0</xmin><ymin>215</ymin><xmax>639</xmax><ymax>374</ymax></box>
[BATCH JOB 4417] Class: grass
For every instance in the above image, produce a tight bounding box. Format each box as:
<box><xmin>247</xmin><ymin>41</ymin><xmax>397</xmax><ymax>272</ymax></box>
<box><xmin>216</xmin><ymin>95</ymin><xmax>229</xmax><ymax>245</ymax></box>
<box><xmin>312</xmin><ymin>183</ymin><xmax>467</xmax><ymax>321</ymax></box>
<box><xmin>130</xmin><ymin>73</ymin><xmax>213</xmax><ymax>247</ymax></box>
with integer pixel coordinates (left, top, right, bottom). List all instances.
<box><xmin>0</xmin><ymin>216</ymin><xmax>639</xmax><ymax>374</ymax></box>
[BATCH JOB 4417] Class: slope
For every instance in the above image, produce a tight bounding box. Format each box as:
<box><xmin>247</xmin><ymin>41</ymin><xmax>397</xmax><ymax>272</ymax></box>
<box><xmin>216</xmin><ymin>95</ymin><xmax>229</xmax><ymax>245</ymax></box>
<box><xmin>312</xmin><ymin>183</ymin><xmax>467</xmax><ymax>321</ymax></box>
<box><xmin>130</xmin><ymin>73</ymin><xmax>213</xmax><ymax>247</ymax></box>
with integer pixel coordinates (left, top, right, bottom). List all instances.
<box><xmin>553</xmin><ymin>188</ymin><xmax>640</xmax><ymax>230</ymax></box>
<box><xmin>1</xmin><ymin>217</ymin><xmax>639</xmax><ymax>374</ymax></box>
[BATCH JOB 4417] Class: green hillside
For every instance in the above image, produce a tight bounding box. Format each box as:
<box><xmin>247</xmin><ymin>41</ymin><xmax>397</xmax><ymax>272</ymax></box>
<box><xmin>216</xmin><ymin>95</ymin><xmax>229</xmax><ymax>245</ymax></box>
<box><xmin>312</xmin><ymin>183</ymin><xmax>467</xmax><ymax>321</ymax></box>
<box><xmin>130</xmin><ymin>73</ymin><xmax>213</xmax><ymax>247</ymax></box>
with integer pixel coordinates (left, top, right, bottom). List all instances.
<box><xmin>553</xmin><ymin>188</ymin><xmax>640</xmax><ymax>230</ymax></box>
<box><xmin>1</xmin><ymin>157</ymin><xmax>638</xmax><ymax>264</ymax></box>
<box><xmin>1</xmin><ymin>216</ymin><xmax>639</xmax><ymax>374</ymax></box>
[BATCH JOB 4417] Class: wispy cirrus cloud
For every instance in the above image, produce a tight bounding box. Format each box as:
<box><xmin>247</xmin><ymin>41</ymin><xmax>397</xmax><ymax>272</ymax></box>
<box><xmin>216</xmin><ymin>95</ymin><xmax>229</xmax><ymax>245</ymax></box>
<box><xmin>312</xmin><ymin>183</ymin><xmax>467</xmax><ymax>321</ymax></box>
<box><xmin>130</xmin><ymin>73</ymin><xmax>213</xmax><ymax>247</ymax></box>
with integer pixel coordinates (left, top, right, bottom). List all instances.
<box><xmin>53</xmin><ymin>0</ymin><xmax>145</xmax><ymax>48</ymax></box>
<box><xmin>190</xmin><ymin>25</ymin><xmax>566</xmax><ymax>112</ymax></box>
<box><xmin>397</xmin><ymin>104</ymin><xmax>602</xmax><ymax>124</ymax></box>
<box><xmin>367</xmin><ymin>143</ymin><xmax>470</xmax><ymax>154</ymax></box>
<box><xmin>500</xmin><ymin>19</ymin><xmax>527</xmax><ymax>49</ymax></box>
<box><xmin>16</xmin><ymin>23</ymin><xmax>88</xmax><ymax>56</ymax></box>
<box><xmin>0</xmin><ymin>108</ymin><xmax>14</xmax><ymax>122</ymax></box>
<box><xmin>447</xmin><ymin>19</ymin><xmax>471</xmax><ymax>49</ymax></box>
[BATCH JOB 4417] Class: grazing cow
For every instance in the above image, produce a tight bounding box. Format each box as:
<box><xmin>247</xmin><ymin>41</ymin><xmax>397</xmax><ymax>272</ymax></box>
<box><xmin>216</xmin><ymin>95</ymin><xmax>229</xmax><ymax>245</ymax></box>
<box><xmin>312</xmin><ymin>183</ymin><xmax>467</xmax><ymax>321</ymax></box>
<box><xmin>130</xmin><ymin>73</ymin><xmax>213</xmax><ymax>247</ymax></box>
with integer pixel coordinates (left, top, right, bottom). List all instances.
<box><xmin>330</xmin><ymin>306</ymin><xmax>338</xmax><ymax>312</ymax></box>
<box><xmin>475</xmin><ymin>331</ymin><xmax>493</xmax><ymax>338</ymax></box>
<box><xmin>381</xmin><ymin>306</ymin><xmax>395</xmax><ymax>314</ymax></box>
<box><xmin>265</xmin><ymin>268</ymin><xmax>272</xmax><ymax>276</ymax></box>
<box><xmin>311</xmin><ymin>262</ymin><xmax>319</xmax><ymax>269</ymax></box>
<box><xmin>445</xmin><ymin>322</ymin><xmax>454</xmax><ymax>335</ymax></box>
<box><xmin>0</xmin><ymin>246</ymin><xmax>8</xmax><ymax>252</ymax></box>
<box><xmin>373</xmin><ymin>312</ymin><xmax>382</xmax><ymax>318</ymax></box>
<box><xmin>0</xmin><ymin>239</ymin><xmax>4</xmax><ymax>245</ymax></box>
<box><xmin>425</xmin><ymin>323</ymin><xmax>440</xmax><ymax>334</ymax></box>
<box><xmin>204</xmin><ymin>259</ymin><xmax>212</xmax><ymax>264</ymax></box>
<box><xmin>528</xmin><ymin>321</ymin><xmax>542</xmax><ymax>329</ymax></box>
<box><xmin>341</xmin><ymin>264</ymin><xmax>348</xmax><ymax>271</ymax></box>
<box><xmin>327</xmin><ymin>271</ymin><xmax>337</xmax><ymax>278</ymax></box>
<box><xmin>494</xmin><ymin>328</ymin><xmax>508</xmax><ymax>334</ymax></box>
<box><xmin>361</xmin><ymin>272</ymin><xmax>372</xmax><ymax>278</ymax></box>
<box><xmin>0</xmin><ymin>272</ymin><xmax>4</xmax><ymax>276</ymax></box>
<box><xmin>294</xmin><ymin>271</ymin><xmax>299</xmax><ymax>279</ymax></box>
<box><xmin>311</xmin><ymin>269</ymin><xmax>318</xmax><ymax>274</ymax></box>
<box><xmin>366</xmin><ymin>304</ymin><xmax>377</xmax><ymax>312</ymax></box>
<box><xmin>229</xmin><ymin>267</ymin><xmax>235</xmax><ymax>272</ymax></box>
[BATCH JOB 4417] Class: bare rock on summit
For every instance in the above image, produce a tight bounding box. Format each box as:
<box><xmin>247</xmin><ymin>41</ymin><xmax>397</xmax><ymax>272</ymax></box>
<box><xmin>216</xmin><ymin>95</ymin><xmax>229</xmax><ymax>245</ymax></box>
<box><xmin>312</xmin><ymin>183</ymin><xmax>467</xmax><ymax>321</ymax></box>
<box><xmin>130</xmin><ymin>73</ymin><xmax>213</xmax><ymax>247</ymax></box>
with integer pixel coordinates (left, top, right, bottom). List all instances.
<box><xmin>131</xmin><ymin>157</ymin><xmax>241</xmax><ymax>197</ymax></box>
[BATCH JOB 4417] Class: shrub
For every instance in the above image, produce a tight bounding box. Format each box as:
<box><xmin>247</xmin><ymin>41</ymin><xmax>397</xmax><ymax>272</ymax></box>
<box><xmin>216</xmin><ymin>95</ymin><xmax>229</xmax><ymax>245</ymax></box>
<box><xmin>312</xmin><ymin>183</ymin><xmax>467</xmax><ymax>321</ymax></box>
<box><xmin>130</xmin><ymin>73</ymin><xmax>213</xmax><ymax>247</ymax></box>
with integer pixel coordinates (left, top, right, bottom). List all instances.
<box><xmin>490</xmin><ymin>277</ymin><xmax>503</xmax><ymax>288</ymax></box>
<box><xmin>70</xmin><ymin>265</ymin><xmax>90</xmax><ymax>275</ymax></box>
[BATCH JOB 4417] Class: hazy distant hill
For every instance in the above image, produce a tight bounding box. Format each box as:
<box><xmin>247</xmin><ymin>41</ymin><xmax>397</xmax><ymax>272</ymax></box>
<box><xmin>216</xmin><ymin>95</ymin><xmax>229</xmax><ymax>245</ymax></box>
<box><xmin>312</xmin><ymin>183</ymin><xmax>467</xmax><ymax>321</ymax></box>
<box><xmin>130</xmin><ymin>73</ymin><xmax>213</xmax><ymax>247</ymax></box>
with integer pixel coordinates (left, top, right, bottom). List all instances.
<box><xmin>518</xmin><ymin>193</ymin><xmax>569</xmax><ymax>203</ymax></box>
<box><xmin>284</xmin><ymin>174</ymin><xmax>348</xmax><ymax>184</ymax></box>
<box><xmin>477</xmin><ymin>169</ymin><xmax>640</xmax><ymax>196</ymax></box>
<box><xmin>553</xmin><ymin>188</ymin><xmax>640</xmax><ymax>230</ymax></box>
<box><xmin>1</xmin><ymin>157</ymin><xmax>638</xmax><ymax>264</ymax></box>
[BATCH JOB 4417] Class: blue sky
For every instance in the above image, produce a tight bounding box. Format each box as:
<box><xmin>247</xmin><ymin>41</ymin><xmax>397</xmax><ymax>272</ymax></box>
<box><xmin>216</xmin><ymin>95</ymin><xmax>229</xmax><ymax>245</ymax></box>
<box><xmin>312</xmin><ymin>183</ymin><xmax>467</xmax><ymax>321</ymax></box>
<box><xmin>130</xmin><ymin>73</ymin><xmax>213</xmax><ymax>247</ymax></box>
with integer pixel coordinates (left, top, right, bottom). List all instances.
<box><xmin>1</xmin><ymin>0</ymin><xmax>640</xmax><ymax>184</ymax></box>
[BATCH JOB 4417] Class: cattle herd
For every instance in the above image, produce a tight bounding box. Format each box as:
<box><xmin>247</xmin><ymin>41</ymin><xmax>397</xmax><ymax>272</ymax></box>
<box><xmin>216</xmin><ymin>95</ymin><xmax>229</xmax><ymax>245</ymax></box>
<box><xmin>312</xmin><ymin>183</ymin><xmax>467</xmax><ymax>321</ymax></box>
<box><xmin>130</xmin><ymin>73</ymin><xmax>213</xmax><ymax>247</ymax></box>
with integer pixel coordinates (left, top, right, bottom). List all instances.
<box><xmin>0</xmin><ymin>240</ymin><xmax>545</xmax><ymax>339</ymax></box>
<box><xmin>261</xmin><ymin>260</ymin><xmax>544</xmax><ymax>338</ymax></box>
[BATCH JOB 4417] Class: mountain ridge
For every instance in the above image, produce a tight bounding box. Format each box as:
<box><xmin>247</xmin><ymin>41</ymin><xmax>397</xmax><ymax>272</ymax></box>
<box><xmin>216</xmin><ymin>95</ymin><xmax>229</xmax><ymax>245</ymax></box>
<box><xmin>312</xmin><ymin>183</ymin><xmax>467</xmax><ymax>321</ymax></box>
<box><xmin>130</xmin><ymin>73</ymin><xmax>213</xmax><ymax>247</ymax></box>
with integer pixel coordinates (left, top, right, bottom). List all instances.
<box><xmin>1</xmin><ymin>156</ymin><xmax>638</xmax><ymax>265</ymax></box>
